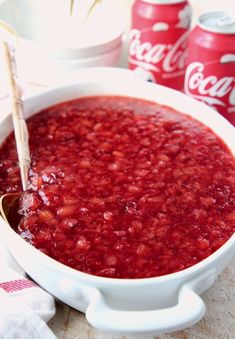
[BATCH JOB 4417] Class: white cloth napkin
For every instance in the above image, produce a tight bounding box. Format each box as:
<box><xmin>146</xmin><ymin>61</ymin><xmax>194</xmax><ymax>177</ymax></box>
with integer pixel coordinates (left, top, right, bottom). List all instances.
<box><xmin>0</xmin><ymin>240</ymin><xmax>56</xmax><ymax>339</ymax></box>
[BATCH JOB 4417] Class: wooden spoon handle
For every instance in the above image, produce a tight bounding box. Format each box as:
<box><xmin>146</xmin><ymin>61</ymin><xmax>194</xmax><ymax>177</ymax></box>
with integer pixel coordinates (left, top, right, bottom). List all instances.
<box><xmin>2</xmin><ymin>41</ymin><xmax>31</xmax><ymax>191</ymax></box>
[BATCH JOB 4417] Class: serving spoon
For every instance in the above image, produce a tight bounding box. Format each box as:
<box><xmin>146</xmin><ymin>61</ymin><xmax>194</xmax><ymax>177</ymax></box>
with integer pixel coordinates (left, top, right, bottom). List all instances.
<box><xmin>0</xmin><ymin>2</ymin><xmax>101</xmax><ymax>223</ymax></box>
<box><xmin>0</xmin><ymin>40</ymin><xmax>31</xmax><ymax>223</ymax></box>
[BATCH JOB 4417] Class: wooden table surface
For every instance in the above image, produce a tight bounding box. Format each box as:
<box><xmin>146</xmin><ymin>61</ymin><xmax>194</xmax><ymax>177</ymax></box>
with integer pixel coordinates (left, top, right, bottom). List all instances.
<box><xmin>48</xmin><ymin>261</ymin><xmax>235</xmax><ymax>339</ymax></box>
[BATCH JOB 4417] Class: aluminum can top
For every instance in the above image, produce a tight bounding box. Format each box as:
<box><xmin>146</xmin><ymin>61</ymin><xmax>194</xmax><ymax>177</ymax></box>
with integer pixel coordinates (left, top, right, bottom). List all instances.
<box><xmin>141</xmin><ymin>0</ymin><xmax>186</xmax><ymax>4</ymax></box>
<box><xmin>198</xmin><ymin>12</ymin><xmax>235</xmax><ymax>34</ymax></box>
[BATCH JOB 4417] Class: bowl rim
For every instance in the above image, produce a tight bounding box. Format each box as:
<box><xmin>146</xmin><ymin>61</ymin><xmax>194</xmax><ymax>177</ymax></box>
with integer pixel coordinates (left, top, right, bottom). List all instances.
<box><xmin>1</xmin><ymin>67</ymin><xmax>235</xmax><ymax>286</ymax></box>
<box><xmin>47</xmin><ymin>41</ymin><xmax>123</xmax><ymax>66</ymax></box>
<box><xmin>2</xmin><ymin>216</ymin><xmax>234</xmax><ymax>286</ymax></box>
<box><xmin>17</xmin><ymin>30</ymin><xmax>124</xmax><ymax>59</ymax></box>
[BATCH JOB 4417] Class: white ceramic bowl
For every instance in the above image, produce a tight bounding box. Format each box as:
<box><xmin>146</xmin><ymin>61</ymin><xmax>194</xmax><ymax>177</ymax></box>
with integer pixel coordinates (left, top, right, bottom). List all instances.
<box><xmin>0</xmin><ymin>68</ymin><xmax>234</xmax><ymax>336</ymax></box>
<box><xmin>0</xmin><ymin>0</ymin><xmax>124</xmax><ymax>85</ymax></box>
<box><xmin>15</xmin><ymin>40</ymin><xmax>123</xmax><ymax>85</ymax></box>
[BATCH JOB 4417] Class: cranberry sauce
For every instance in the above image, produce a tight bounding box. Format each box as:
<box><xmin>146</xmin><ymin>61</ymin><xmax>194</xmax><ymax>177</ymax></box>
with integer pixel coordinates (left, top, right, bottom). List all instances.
<box><xmin>0</xmin><ymin>96</ymin><xmax>235</xmax><ymax>279</ymax></box>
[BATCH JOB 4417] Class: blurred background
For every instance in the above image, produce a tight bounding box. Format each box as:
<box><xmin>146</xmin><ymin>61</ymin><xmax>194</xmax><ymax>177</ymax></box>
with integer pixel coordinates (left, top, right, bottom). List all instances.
<box><xmin>0</xmin><ymin>0</ymin><xmax>234</xmax><ymax>91</ymax></box>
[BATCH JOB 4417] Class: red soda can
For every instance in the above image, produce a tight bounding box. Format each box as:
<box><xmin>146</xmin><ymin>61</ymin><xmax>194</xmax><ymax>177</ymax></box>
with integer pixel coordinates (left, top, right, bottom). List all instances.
<box><xmin>184</xmin><ymin>12</ymin><xmax>235</xmax><ymax>126</ymax></box>
<box><xmin>128</xmin><ymin>0</ymin><xmax>192</xmax><ymax>90</ymax></box>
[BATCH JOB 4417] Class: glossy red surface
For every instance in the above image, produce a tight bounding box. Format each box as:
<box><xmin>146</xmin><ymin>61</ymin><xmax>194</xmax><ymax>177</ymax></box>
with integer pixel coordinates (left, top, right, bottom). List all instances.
<box><xmin>0</xmin><ymin>96</ymin><xmax>235</xmax><ymax>278</ymax></box>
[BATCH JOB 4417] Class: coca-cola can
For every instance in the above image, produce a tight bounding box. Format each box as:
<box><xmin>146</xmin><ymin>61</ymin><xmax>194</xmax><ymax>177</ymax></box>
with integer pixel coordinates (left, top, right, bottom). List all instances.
<box><xmin>128</xmin><ymin>0</ymin><xmax>192</xmax><ymax>90</ymax></box>
<box><xmin>184</xmin><ymin>12</ymin><xmax>235</xmax><ymax>126</ymax></box>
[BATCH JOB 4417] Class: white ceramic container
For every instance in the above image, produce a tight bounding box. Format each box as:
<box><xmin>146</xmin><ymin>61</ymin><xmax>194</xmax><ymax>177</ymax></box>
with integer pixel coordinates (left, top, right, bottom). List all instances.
<box><xmin>0</xmin><ymin>1</ymin><xmax>124</xmax><ymax>85</ymax></box>
<box><xmin>0</xmin><ymin>68</ymin><xmax>234</xmax><ymax>336</ymax></box>
<box><xmin>15</xmin><ymin>40</ymin><xmax>123</xmax><ymax>85</ymax></box>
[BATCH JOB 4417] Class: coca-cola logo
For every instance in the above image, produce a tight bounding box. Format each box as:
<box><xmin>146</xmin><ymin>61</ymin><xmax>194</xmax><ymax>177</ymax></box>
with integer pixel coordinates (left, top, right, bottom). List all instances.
<box><xmin>129</xmin><ymin>29</ymin><xmax>188</xmax><ymax>76</ymax></box>
<box><xmin>176</xmin><ymin>4</ymin><xmax>192</xmax><ymax>29</ymax></box>
<box><xmin>184</xmin><ymin>62</ymin><xmax>235</xmax><ymax>108</ymax></box>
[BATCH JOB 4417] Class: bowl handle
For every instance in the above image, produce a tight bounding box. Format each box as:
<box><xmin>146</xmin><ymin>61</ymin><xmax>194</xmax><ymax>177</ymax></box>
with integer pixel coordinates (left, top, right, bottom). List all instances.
<box><xmin>85</xmin><ymin>271</ymin><xmax>216</xmax><ymax>335</ymax></box>
<box><xmin>86</xmin><ymin>285</ymin><xmax>204</xmax><ymax>335</ymax></box>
